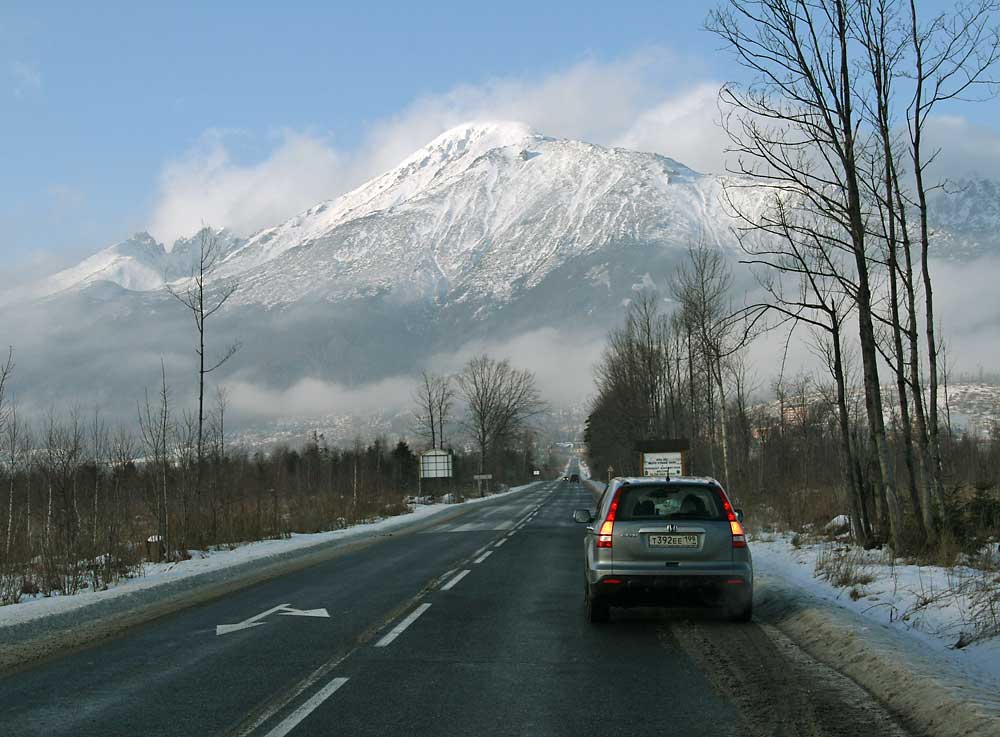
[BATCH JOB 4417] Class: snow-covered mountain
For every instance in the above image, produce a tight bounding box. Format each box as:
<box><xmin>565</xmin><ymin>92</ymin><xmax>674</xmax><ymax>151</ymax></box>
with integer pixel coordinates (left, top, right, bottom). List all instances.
<box><xmin>3</xmin><ymin>122</ymin><xmax>997</xmax><ymax>430</ymax></box>
<box><xmin>206</xmin><ymin>121</ymin><xmax>756</xmax><ymax>309</ymax></box>
<box><xmin>16</xmin><ymin>122</ymin><xmax>997</xmax><ymax>309</ymax></box>
<box><xmin>926</xmin><ymin>178</ymin><xmax>1000</xmax><ymax>259</ymax></box>
<box><xmin>11</xmin><ymin>122</ymin><xmax>758</xmax><ymax>311</ymax></box>
<box><xmin>14</xmin><ymin>229</ymin><xmax>245</xmax><ymax>304</ymax></box>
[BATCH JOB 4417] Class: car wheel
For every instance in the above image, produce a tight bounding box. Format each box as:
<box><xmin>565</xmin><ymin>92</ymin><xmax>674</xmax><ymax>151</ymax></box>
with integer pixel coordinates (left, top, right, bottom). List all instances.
<box><xmin>585</xmin><ymin>583</ymin><xmax>610</xmax><ymax>624</ymax></box>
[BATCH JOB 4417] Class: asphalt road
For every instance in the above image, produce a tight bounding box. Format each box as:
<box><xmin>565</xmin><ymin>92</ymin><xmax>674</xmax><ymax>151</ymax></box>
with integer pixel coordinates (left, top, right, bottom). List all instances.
<box><xmin>0</xmin><ymin>463</ymin><xmax>915</xmax><ymax>737</ymax></box>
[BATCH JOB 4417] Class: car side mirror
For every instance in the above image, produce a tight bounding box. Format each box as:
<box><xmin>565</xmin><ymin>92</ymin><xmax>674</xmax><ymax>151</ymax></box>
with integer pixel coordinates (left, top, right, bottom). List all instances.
<box><xmin>573</xmin><ymin>509</ymin><xmax>594</xmax><ymax>524</ymax></box>
<box><xmin>736</xmin><ymin>509</ymin><xmax>745</xmax><ymax>524</ymax></box>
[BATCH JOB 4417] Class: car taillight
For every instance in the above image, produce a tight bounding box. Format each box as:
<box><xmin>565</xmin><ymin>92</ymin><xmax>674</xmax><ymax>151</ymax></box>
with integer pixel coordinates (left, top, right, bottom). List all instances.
<box><xmin>731</xmin><ymin>520</ymin><xmax>747</xmax><ymax>548</ymax></box>
<box><xmin>597</xmin><ymin>491</ymin><xmax>621</xmax><ymax>548</ymax></box>
<box><xmin>718</xmin><ymin>489</ymin><xmax>747</xmax><ymax>549</ymax></box>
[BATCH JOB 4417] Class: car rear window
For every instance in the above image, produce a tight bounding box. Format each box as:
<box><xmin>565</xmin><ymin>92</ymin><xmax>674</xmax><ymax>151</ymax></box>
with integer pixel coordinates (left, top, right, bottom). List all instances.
<box><xmin>615</xmin><ymin>484</ymin><xmax>725</xmax><ymax>521</ymax></box>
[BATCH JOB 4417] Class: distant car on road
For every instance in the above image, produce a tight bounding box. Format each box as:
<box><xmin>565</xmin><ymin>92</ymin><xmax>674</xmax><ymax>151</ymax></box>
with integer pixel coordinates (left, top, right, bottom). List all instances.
<box><xmin>573</xmin><ymin>476</ymin><xmax>752</xmax><ymax>623</ymax></box>
<box><xmin>569</xmin><ymin>473</ymin><xmax>580</xmax><ymax>483</ymax></box>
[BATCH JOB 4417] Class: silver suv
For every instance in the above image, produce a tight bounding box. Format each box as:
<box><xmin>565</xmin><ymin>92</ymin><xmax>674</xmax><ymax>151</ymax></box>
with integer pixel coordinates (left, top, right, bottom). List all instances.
<box><xmin>574</xmin><ymin>476</ymin><xmax>753</xmax><ymax>623</ymax></box>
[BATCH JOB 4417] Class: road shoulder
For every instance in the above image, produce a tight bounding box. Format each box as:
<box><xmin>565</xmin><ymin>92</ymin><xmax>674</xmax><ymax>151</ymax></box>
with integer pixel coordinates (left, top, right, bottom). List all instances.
<box><xmin>0</xmin><ymin>483</ymin><xmax>542</xmax><ymax>673</ymax></box>
<box><xmin>755</xmin><ymin>572</ymin><xmax>1000</xmax><ymax>737</ymax></box>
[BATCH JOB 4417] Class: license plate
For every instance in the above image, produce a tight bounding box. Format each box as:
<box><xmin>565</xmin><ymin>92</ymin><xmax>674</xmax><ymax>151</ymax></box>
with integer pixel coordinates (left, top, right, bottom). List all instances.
<box><xmin>648</xmin><ymin>534</ymin><xmax>699</xmax><ymax>548</ymax></box>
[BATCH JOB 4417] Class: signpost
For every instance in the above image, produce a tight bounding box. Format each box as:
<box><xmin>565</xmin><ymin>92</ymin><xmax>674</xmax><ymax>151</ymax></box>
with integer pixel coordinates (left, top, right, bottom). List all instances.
<box><xmin>420</xmin><ymin>450</ymin><xmax>453</xmax><ymax>479</ymax></box>
<box><xmin>419</xmin><ymin>449</ymin><xmax>453</xmax><ymax>498</ymax></box>
<box><xmin>641</xmin><ymin>451</ymin><xmax>683</xmax><ymax>478</ymax></box>
<box><xmin>473</xmin><ymin>473</ymin><xmax>493</xmax><ymax>497</ymax></box>
<box><xmin>635</xmin><ymin>438</ymin><xmax>690</xmax><ymax>478</ymax></box>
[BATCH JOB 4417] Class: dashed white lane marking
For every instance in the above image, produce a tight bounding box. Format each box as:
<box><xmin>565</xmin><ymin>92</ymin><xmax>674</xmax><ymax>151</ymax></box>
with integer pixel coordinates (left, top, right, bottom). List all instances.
<box><xmin>441</xmin><ymin>569</ymin><xmax>471</xmax><ymax>591</ymax></box>
<box><xmin>436</xmin><ymin>568</ymin><xmax>457</xmax><ymax>587</ymax></box>
<box><xmin>494</xmin><ymin>538</ymin><xmax>508</xmax><ymax>548</ymax></box>
<box><xmin>374</xmin><ymin>603</ymin><xmax>432</xmax><ymax>647</ymax></box>
<box><xmin>262</xmin><ymin>677</ymin><xmax>349</xmax><ymax>737</ymax></box>
<box><xmin>471</xmin><ymin>544</ymin><xmax>491</xmax><ymax>558</ymax></box>
<box><xmin>474</xmin><ymin>550</ymin><xmax>493</xmax><ymax>564</ymax></box>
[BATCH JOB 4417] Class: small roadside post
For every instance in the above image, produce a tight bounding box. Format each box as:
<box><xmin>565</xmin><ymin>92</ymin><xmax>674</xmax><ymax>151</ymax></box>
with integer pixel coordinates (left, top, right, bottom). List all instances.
<box><xmin>473</xmin><ymin>473</ymin><xmax>493</xmax><ymax>497</ymax></box>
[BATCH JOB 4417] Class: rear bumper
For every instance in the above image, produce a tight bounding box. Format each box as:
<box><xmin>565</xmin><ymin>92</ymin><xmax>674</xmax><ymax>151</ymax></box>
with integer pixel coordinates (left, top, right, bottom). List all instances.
<box><xmin>589</xmin><ymin>572</ymin><xmax>752</xmax><ymax>607</ymax></box>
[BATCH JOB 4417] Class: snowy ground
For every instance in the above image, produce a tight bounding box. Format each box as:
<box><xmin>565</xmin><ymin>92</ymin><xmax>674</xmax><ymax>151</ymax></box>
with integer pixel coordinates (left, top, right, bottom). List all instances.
<box><xmin>751</xmin><ymin>530</ymin><xmax>1000</xmax><ymax>685</ymax></box>
<box><xmin>0</xmin><ymin>483</ymin><xmax>538</xmax><ymax>630</ymax></box>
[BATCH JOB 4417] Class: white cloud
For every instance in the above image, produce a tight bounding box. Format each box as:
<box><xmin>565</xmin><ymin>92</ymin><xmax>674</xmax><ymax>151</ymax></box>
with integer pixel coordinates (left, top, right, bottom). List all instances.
<box><xmin>922</xmin><ymin>115</ymin><xmax>1000</xmax><ymax>181</ymax></box>
<box><xmin>148</xmin><ymin>50</ymin><xmax>725</xmax><ymax>244</ymax></box>
<box><xmin>146</xmin><ymin>53</ymin><xmax>1000</xmax><ymax>257</ymax></box>
<box><xmin>425</xmin><ymin>327</ymin><xmax>606</xmax><ymax>407</ymax></box>
<box><xmin>225</xmin><ymin>327</ymin><xmax>606</xmax><ymax>422</ymax></box>
<box><xmin>614</xmin><ymin>83</ymin><xmax>729</xmax><ymax>173</ymax></box>
<box><xmin>357</xmin><ymin>50</ymin><xmax>697</xmax><ymax>174</ymax></box>
<box><xmin>227</xmin><ymin>375</ymin><xmax>415</xmax><ymax>419</ymax></box>
<box><xmin>149</xmin><ymin>130</ymin><xmax>348</xmax><ymax>246</ymax></box>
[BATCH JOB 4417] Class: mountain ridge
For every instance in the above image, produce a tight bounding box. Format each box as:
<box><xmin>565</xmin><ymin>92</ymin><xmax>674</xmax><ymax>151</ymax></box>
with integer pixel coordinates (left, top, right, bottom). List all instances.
<box><xmin>3</xmin><ymin>122</ymin><xmax>999</xmax><ymax>429</ymax></box>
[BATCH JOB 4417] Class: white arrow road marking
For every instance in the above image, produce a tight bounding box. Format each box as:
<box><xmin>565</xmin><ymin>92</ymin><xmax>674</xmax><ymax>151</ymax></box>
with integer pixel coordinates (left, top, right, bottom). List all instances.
<box><xmin>277</xmin><ymin>606</ymin><xmax>330</xmax><ymax>618</ymax></box>
<box><xmin>216</xmin><ymin>603</ymin><xmax>330</xmax><ymax>636</ymax></box>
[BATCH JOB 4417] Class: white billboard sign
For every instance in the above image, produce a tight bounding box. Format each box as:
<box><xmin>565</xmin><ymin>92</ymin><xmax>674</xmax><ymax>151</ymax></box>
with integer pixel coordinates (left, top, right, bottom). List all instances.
<box><xmin>642</xmin><ymin>451</ymin><xmax>683</xmax><ymax>478</ymax></box>
<box><xmin>420</xmin><ymin>450</ymin><xmax>453</xmax><ymax>479</ymax></box>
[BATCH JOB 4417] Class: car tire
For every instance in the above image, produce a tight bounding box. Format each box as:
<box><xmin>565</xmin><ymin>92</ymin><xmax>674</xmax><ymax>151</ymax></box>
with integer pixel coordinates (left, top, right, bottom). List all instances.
<box><xmin>585</xmin><ymin>583</ymin><xmax>610</xmax><ymax>624</ymax></box>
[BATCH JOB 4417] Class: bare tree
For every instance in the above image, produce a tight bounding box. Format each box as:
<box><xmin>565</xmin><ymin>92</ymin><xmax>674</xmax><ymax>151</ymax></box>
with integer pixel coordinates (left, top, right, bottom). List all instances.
<box><xmin>456</xmin><ymin>355</ymin><xmax>545</xmax><ymax>478</ymax></box>
<box><xmin>905</xmin><ymin>0</ymin><xmax>1000</xmax><ymax>528</ymax></box>
<box><xmin>709</xmin><ymin>0</ymin><xmax>906</xmax><ymax>549</ymax></box>
<box><xmin>671</xmin><ymin>246</ymin><xmax>739</xmax><ymax>489</ymax></box>
<box><xmin>167</xmin><ymin>226</ymin><xmax>240</xmax><ymax>500</ymax></box>
<box><xmin>138</xmin><ymin>362</ymin><xmax>173</xmax><ymax>560</ymax></box>
<box><xmin>0</xmin><ymin>350</ymin><xmax>19</xmax><ymax>600</ymax></box>
<box><xmin>412</xmin><ymin>372</ymin><xmax>454</xmax><ymax>449</ymax></box>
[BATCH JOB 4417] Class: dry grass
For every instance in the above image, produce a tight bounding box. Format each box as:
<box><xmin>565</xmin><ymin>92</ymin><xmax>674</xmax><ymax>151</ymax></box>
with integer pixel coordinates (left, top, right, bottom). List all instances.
<box><xmin>814</xmin><ymin>545</ymin><xmax>876</xmax><ymax>589</ymax></box>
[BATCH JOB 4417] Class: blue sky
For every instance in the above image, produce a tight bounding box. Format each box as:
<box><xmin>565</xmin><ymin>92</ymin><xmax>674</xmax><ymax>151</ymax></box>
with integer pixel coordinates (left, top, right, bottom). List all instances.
<box><xmin>3</xmin><ymin>0</ymin><xmax>999</xmax><ymax>281</ymax></box>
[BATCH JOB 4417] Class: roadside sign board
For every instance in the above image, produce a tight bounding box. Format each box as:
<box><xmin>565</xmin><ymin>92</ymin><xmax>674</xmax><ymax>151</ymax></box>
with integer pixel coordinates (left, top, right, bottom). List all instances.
<box><xmin>420</xmin><ymin>450</ymin><xmax>453</xmax><ymax>479</ymax></box>
<box><xmin>473</xmin><ymin>473</ymin><xmax>493</xmax><ymax>481</ymax></box>
<box><xmin>642</xmin><ymin>451</ymin><xmax>683</xmax><ymax>478</ymax></box>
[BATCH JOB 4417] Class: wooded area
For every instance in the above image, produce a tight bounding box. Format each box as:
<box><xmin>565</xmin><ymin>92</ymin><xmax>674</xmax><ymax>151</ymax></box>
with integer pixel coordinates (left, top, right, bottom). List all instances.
<box><xmin>0</xmin><ymin>269</ymin><xmax>546</xmax><ymax>606</ymax></box>
<box><xmin>588</xmin><ymin>0</ymin><xmax>1000</xmax><ymax>558</ymax></box>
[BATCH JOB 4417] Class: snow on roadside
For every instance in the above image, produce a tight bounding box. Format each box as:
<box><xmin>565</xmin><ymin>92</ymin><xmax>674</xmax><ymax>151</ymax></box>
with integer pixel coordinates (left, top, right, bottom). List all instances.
<box><xmin>752</xmin><ymin>531</ymin><xmax>1000</xmax><ymax>685</ymax></box>
<box><xmin>0</xmin><ymin>482</ymin><xmax>540</xmax><ymax>629</ymax></box>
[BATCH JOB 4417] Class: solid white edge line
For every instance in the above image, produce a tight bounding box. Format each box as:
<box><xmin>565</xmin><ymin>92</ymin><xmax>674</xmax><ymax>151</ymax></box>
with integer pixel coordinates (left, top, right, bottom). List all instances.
<box><xmin>262</xmin><ymin>676</ymin><xmax>349</xmax><ymax>737</ymax></box>
<box><xmin>474</xmin><ymin>550</ymin><xmax>493</xmax><ymax>564</ymax></box>
<box><xmin>374</xmin><ymin>602</ymin><xmax>432</xmax><ymax>648</ymax></box>
<box><xmin>441</xmin><ymin>569</ymin><xmax>471</xmax><ymax>591</ymax></box>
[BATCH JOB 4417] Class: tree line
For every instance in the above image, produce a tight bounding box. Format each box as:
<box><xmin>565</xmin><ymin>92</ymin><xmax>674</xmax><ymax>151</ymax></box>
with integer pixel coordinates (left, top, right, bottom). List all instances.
<box><xmin>0</xmin><ymin>350</ymin><xmax>547</xmax><ymax>606</ymax></box>
<box><xmin>0</xmin><ymin>234</ymin><xmax>547</xmax><ymax>606</ymax></box>
<box><xmin>589</xmin><ymin>0</ymin><xmax>1000</xmax><ymax>557</ymax></box>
